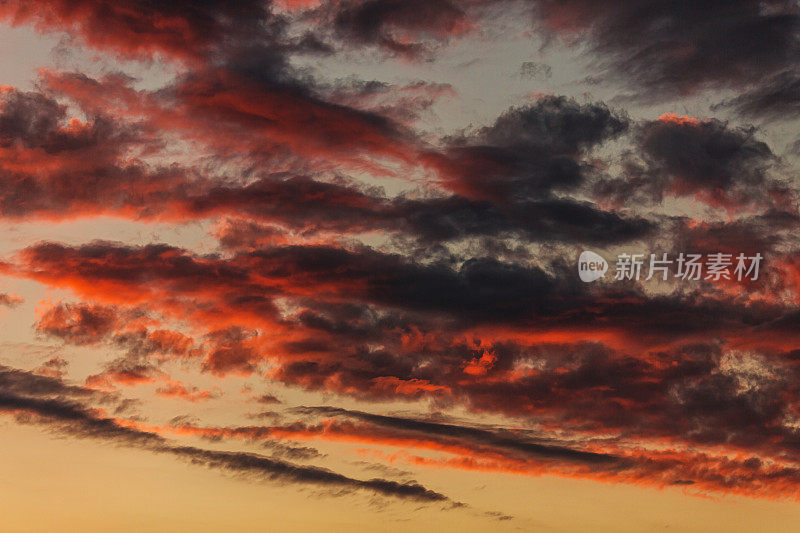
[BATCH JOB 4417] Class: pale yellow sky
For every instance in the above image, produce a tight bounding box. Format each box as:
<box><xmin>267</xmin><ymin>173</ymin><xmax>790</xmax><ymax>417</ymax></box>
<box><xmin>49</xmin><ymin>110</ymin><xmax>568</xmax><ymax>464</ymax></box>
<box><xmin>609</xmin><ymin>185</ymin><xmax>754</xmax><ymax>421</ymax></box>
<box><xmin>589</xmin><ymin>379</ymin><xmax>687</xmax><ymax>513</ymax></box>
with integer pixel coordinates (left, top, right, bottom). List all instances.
<box><xmin>4</xmin><ymin>421</ymin><xmax>800</xmax><ymax>533</ymax></box>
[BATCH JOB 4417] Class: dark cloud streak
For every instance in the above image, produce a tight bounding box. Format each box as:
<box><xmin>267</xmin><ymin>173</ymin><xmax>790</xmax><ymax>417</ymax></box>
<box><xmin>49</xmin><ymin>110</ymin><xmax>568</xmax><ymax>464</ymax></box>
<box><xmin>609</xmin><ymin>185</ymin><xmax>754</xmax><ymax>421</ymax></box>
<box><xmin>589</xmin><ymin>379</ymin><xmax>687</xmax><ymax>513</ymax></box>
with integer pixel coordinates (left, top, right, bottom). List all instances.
<box><xmin>0</xmin><ymin>364</ymin><xmax>452</xmax><ymax>503</ymax></box>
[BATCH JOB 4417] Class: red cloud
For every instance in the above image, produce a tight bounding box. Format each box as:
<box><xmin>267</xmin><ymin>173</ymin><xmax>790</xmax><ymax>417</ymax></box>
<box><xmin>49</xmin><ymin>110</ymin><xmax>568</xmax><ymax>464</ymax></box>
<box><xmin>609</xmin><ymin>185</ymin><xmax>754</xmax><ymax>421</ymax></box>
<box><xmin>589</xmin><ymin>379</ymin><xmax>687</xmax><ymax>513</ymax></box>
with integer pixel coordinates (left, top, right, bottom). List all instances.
<box><xmin>0</xmin><ymin>0</ymin><xmax>275</xmax><ymax>61</ymax></box>
<box><xmin>156</xmin><ymin>380</ymin><xmax>217</xmax><ymax>402</ymax></box>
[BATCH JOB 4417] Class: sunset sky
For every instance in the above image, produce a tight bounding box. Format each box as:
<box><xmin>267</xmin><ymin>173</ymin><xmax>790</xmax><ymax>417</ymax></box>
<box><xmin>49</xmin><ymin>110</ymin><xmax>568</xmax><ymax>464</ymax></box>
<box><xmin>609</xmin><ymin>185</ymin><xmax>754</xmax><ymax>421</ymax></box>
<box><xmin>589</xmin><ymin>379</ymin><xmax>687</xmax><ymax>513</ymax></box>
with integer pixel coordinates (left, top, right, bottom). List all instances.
<box><xmin>3</xmin><ymin>1</ymin><xmax>800</xmax><ymax>531</ymax></box>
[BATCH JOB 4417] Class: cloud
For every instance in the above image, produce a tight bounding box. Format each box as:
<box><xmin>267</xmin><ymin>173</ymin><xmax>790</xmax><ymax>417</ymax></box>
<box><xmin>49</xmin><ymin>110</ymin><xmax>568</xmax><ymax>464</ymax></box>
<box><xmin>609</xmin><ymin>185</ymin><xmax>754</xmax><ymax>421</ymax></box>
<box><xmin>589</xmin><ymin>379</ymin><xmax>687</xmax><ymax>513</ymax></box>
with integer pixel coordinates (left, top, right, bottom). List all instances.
<box><xmin>293</xmin><ymin>406</ymin><xmax>619</xmax><ymax>464</ymax></box>
<box><xmin>328</xmin><ymin>0</ymin><xmax>469</xmax><ymax>59</ymax></box>
<box><xmin>0</xmin><ymin>0</ymin><xmax>282</xmax><ymax>61</ymax></box>
<box><xmin>0</xmin><ymin>78</ymin><xmax>649</xmax><ymax>249</ymax></box>
<box><xmin>2</xmin><ymin>0</ymin><xmax>800</xmax><ymax>510</ymax></box>
<box><xmin>162</xmin><ymin>396</ymin><xmax>800</xmax><ymax>499</ymax></box>
<box><xmin>256</xmin><ymin>393</ymin><xmax>282</xmax><ymax>405</ymax></box>
<box><xmin>36</xmin><ymin>302</ymin><xmax>120</xmax><ymax>345</ymax></box>
<box><xmin>0</xmin><ymin>84</ymin><xmax>191</xmax><ymax>221</ymax></box>
<box><xmin>164</xmin><ymin>445</ymin><xmax>450</xmax><ymax>501</ymax></box>
<box><xmin>531</xmin><ymin>0</ymin><xmax>800</xmax><ymax>98</ymax></box>
<box><xmin>714</xmin><ymin>71</ymin><xmax>800</xmax><ymax>120</ymax></box>
<box><xmin>155</xmin><ymin>380</ymin><xmax>217</xmax><ymax>402</ymax></box>
<box><xmin>8</xmin><ymin>237</ymin><xmax>795</xmax><ymax>384</ymax></box>
<box><xmin>0</xmin><ymin>363</ymin><xmax>453</xmax><ymax>503</ymax></box>
<box><xmin>429</xmin><ymin>96</ymin><xmax>629</xmax><ymax>203</ymax></box>
<box><xmin>597</xmin><ymin>114</ymin><xmax>780</xmax><ymax>208</ymax></box>
<box><xmin>0</xmin><ymin>293</ymin><xmax>23</xmax><ymax>308</ymax></box>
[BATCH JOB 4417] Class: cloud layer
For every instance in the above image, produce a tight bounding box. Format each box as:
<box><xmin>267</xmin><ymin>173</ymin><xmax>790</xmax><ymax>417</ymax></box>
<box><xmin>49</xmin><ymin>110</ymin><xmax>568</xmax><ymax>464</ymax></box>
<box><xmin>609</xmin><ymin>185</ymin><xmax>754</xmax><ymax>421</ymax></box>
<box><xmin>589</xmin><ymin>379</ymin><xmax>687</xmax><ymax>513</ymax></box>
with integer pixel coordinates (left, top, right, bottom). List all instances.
<box><xmin>2</xmin><ymin>0</ymin><xmax>800</xmax><ymax>521</ymax></box>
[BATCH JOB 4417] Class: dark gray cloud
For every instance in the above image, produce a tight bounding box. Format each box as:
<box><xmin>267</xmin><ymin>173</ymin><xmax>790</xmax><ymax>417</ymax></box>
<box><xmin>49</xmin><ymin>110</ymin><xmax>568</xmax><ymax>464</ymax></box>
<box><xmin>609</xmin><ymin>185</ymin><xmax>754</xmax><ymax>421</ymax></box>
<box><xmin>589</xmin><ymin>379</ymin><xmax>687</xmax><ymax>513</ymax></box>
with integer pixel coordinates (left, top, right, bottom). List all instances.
<box><xmin>597</xmin><ymin>116</ymin><xmax>778</xmax><ymax>207</ymax></box>
<box><xmin>714</xmin><ymin>71</ymin><xmax>800</xmax><ymax>120</ymax></box>
<box><xmin>532</xmin><ymin>0</ymin><xmax>800</xmax><ymax>98</ymax></box>
<box><xmin>329</xmin><ymin>0</ymin><xmax>467</xmax><ymax>58</ymax></box>
<box><xmin>0</xmin><ymin>364</ymin><xmax>453</xmax><ymax>503</ymax></box>
<box><xmin>474</xmin><ymin>96</ymin><xmax>629</xmax><ymax>155</ymax></box>
<box><xmin>199</xmin><ymin>176</ymin><xmax>652</xmax><ymax>247</ymax></box>
<box><xmin>435</xmin><ymin>96</ymin><xmax>629</xmax><ymax>203</ymax></box>
<box><xmin>295</xmin><ymin>406</ymin><xmax>620</xmax><ymax>465</ymax></box>
<box><xmin>164</xmin><ymin>445</ymin><xmax>448</xmax><ymax>501</ymax></box>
